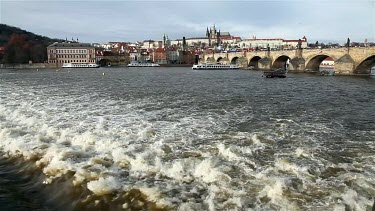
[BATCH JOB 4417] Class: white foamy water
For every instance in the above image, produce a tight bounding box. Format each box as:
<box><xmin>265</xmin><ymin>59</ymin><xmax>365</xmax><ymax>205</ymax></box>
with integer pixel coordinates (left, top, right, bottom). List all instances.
<box><xmin>0</xmin><ymin>69</ymin><xmax>374</xmax><ymax>210</ymax></box>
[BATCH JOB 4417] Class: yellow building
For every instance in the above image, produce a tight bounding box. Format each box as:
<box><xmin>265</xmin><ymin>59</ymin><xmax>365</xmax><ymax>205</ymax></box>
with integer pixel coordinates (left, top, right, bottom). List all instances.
<box><xmin>47</xmin><ymin>42</ymin><xmax>96</xmax><ymax>66</ymax></box>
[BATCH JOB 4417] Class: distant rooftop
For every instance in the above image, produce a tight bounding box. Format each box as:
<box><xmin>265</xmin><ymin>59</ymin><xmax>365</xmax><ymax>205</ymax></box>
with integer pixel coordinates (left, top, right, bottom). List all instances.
<box><xmin>48</xmin><ymin>42</ymin><xmax>94</xmax><ymax>48</ymax></box>
<box><xmin>175</xmin><ymin>37</ymin><xmax>207</xmax><ymax>41</ymax></box>
<box><xmin>243</xmin><ymin>38</ymin><xmax>283</xmax><ymax>41</ymax></box>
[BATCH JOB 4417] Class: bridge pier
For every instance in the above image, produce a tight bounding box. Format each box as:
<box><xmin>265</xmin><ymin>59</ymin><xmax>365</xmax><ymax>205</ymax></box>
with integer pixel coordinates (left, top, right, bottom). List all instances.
<box><xmin>221</xmin><ymin>58</ymin><xmax>230</xmax><ymax>64</ymax></box>
<box><xmin>258</xmin><ymin>57</ymin><xmax>272</xmax><ymax>69</ymax></box>
<box><xmin>238</xmin><ymin>57</ymin><xmax>248</xmax><ymax>68</ymax></box>
<box><xmin>334</xmin><ymin>54</ymin><xmax>355</xmax><ymax>75</ymax></box>
<box><xmin>290</xmin><ymin>57</ymin><xmax>305</xmax><ymax>72</ymax></box>
<box><xmin>206</xmin><ymin>57</ymin><xmax>215</xmax><ymax>63</ymax></box>
<box><xmin>203</xmin><ymin>47</ymin><xmax>374</xmax><ymax>75</ymax></box>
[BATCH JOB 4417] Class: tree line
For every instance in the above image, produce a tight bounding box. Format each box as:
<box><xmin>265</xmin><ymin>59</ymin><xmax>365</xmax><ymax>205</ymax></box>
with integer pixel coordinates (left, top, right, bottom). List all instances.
<box><xmin>0</xmin><ymin>24</ymin><xmax>64</xmax><ymax>64</ymax></box>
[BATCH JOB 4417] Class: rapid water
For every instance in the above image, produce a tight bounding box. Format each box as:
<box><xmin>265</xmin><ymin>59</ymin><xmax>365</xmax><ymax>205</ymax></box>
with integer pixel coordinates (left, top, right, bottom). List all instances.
<box><xmin>0</xmin><ymin>67</ymin><xmax>374</xmax><ymax>210</ymax></box>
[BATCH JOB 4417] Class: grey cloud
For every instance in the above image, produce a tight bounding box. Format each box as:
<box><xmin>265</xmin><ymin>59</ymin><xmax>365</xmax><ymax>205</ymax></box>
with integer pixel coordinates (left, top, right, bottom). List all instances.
<box><xmin>1</xmin><ymin>0</ymin><xmax>373</xmax><ymax>43</ymax></box>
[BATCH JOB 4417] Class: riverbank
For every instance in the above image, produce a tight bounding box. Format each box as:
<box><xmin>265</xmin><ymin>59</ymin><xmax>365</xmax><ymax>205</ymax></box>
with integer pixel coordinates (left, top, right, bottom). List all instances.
<box><xmin>0</xmin><ymin>63</ymin><xmax>193</xmax><ymax>69</ymax></box>
<box><xmin>159</xmin><ymin>64</ymin><xmax>192</xmax><ymax>67</ymax></box>
<box><xmin>0</xmin><ymin>63</ymin><xmax>55</xmax><ymax>69</ymax></box>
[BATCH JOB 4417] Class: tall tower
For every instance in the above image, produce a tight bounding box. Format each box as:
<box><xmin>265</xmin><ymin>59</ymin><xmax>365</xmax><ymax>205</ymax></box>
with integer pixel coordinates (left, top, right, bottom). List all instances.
<box><xmin>210</xmin><ymin>25</ymin><xmax>217</xmax><ymax>40</ymax></box>
<box><xmin>217</xmin><ymin>30</ymin><xmax>221</xmax><ymax>46</ymax></box>
<box><xmin>209</xmin><ymin>25</ymin><xmax>218</xmax><ymax>46</ymax></box>
<box><xmin>163</xmin><ymin>34</ymin><xmax>167</xmax><ymax>47</ymax></box>
<box><xmin>206</xmin><ymin>27</ymin><xmax>211</xmax><ymax>46</ymax></box>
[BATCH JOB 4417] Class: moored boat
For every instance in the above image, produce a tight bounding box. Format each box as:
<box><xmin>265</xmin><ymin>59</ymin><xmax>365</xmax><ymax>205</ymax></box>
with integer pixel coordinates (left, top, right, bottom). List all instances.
<box><xmin>62</xmin><ymin>63</ymin><xmax>99</xmax><ymax>68</ymax></box>
<box><xmin>262</xmin><ymin>69</ymin><xmax>287</xmax><ymax>78</ymax></box>
<box><xmin>319</xmin><ymin>69</ymin><xmax>335</xmax><ymax>76</ymax></box>
<box><xmin>192</xmin><ymin>63</ymin><xmax>239</xmax><ymax>70</ymax></box>
<box><xmin>127</xmin><ymin>61</ymin><xmax>160</xmax><ymax>67</ymax></box>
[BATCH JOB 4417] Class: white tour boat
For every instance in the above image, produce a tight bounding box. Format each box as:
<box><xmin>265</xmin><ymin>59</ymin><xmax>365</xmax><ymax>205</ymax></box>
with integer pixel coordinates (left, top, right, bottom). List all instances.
<box><xmin>192</xmin><ymin>63</ymin><xmax>239</xmax><ymax>70</ymax></box>
<box><xmin>62</xmin><ymin>63</ymin><xmax>99</xmax><ymax>68</ymax></box>
<box><xmin>127</xmin><ymin>61</ymin><xmax>160</xmax><ymax>67</ymax></box>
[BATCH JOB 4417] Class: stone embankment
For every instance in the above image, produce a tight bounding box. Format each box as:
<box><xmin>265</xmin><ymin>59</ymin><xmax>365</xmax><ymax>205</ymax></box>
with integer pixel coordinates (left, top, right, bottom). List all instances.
<box><xmin>0</xmin><ymin>63</ymin><xmax>57</xmax><ymax>69</ymax></box>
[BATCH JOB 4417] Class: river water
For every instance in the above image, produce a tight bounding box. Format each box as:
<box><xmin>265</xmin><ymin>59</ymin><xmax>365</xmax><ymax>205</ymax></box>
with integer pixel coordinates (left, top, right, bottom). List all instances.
<box><xmin>0</xmin><ymin>67</ymin><xmax>374</xmax><ymax>210</ymax></box>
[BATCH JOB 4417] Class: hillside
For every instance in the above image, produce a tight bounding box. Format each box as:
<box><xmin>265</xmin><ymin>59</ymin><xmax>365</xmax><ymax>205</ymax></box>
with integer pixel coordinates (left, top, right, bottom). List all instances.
<box><xmin>0</xmin><ymin>24</ymin><xmax>64</xmax><ymax>64</ymax></box>
<box><xmin>0</xmin><ymin>24</ymin><xmax>63</xmax><ymax>46</ymax></box>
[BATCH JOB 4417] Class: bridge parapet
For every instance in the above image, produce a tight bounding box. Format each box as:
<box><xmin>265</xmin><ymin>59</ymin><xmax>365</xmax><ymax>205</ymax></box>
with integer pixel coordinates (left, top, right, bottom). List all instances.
<box><xmin>203</xmin><ymin>47</ymin><xmax>375</xmax><ymax>74</ymax></box>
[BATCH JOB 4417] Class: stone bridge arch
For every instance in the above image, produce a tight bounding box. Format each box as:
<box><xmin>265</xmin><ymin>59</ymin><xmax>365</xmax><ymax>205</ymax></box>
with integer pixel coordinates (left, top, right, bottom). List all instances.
<box><xmin>272</xmin><ymin>55</ymin><xmax>292</xmax><ymax>70</ymax></box>
<box><xmin>248</xmin><ymin>56</ymin><xmax>262</xmax><ymax>69</ymax></box>
<box><xmin>228</xmin><ymin>55</ymin><xmax>248</xmax><ymax>67</ymax></box>
<box><xmin>305</xmin><ymin>54</ymin><xmax>335</xmax><ymax>71</ymax></box>
<box><xmin>203</xmin><ymin>46</ymin><xmax>375</xmax><ymax>74</ymax></box>
<box><xmin>99</xmin><ymin>59</ymin><xmax>111</xmax><ymax>67</ymax></box>
<box><xmin>218</xmin><ymin>57</ymin><xmax>229</xmax><ymax>64</ymax></box>
<box><xmin>231</xmin><ymin>56</ymin><xmax>239</xmax><ymax>64</ymax></box>
<box><xmin>354</xmin><ymin>55</ymin><xmax>375</xmax><ymax>74</ymax></box>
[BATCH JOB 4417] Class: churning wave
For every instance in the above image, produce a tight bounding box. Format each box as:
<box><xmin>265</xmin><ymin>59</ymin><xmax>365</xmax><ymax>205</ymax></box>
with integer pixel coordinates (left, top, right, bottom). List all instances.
<box><xmin>0</xmin><ymin>69</ymin><xmax>374</xmax><ymax>210</ymax></box>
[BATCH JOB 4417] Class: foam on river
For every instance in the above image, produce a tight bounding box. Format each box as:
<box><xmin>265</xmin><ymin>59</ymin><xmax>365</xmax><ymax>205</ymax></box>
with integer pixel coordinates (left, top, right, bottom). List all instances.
<box><xmin>0</xmin><ymin>69</ymin><xmax>374</xmax><ymax>210</ymax></box>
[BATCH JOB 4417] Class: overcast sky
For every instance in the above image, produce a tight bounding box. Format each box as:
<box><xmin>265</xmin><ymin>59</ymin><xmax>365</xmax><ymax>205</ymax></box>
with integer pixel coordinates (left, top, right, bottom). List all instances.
<box><xmin>1</xmin><ymin>0</ymin><xmax>374</xmax><ymax>44</ymax></box>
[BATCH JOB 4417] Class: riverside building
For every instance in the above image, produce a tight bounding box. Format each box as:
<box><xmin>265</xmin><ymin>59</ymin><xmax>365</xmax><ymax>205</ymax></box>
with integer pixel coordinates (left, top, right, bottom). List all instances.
<box><xmin>239</xmin><ymin>36</ymin><xmax>308</xmax><ymax>50</ymax></box>
<box><xmin>47</xmin><ymin>42</ymin><xmax>96</xmax><ymax>66</ymax></box>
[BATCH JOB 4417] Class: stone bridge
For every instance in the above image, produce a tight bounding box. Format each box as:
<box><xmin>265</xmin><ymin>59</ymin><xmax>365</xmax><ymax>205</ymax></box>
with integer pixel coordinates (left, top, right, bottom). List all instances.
<box><xmin>202</xmin><ymin>47</ymin><xmax>375</xmax><ymax>75</ymax></box>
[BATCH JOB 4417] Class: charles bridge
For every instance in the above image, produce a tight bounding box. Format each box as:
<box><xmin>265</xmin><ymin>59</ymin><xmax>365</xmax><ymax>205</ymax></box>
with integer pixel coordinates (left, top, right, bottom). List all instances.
<box><xmin>202</xmin><ymin>46</ymin><xmax>375</xmax><ymax>75</ymax></box>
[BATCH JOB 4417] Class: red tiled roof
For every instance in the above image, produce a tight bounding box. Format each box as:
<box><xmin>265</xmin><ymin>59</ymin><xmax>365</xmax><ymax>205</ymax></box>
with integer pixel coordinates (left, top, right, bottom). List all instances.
<box><xmin>324</xmin><ymin>57</ymin><xmax>334</xmax><ymax>61</ymax></box>
<box><xmin>244</xmin><ymin>38</ymin><xmax>283</xmax><ymax>41</ymax></box>
<box><xmin>165</xmin><ymin>47</ymin><xmax>177</xmax><ymax>51</ymax></box>
<box><xmin>220</xmin><ymin>36</ymin><xmax>242</xmax><ymax>40</ymax></box>
<box><xmin>154</xmin><ymin>48</ymin><xmax>165</xmax><ymax>53</ymax></box>
<box><xmin>108</xmin><ymin>42</ymin><xmax>130</xmax><ymax>44</ymax></box>
<box><xmin>283</xmin><ymin>39</ymin><xmax>306</xmax><ymax>42</ymax></box>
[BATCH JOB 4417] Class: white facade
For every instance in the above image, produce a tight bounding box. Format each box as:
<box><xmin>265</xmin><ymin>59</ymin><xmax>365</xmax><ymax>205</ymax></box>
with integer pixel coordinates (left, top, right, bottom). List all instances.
<box><xmin>142</xmin><ymin>40</ymin><xmax>163</xmax><ymax>49</ymax></box>
<box><xmin>187</xmin><ymin>38</ymin><xmax>210</xmax><ymax>46</ymax></box>
<box><xmin>166</xmin><ymin>50</ymin><xmax>180</xmax><ymax>63</ymax></box>
<box><xmin>320</xmin><ymin>57</ymin><xmax>334</xmax><ymax>68</ymax></box>
<box><xmin>239</xmin><ymin>39</ymin><xmax>284</xmax><ymax>49</ymax></box>
<box><xmin>238</xmin><ymin>37</ymin><xmax>308</xmax><ymax>49</ymax></box>
<box><xmin>283</xmin><ymin>40</ymin><xmax>308</xmax><ymax>49</ymax></box>
<box><xmin>100</xmin><ymin>43</ymin><xmax>115</xmax><ymax>50</ymax></box>
<box><xmin>170</xmin><ymin>38</ymin><xmax>210</xmax><ymax>47</ymax></box>
<box><xmin>47</xmin><ymin>42</ymin><xmax>96</xmax><ymax>66</ymax></box>
<box><xmin>220</xmin><ymin>38</ymin><xmax>241</xmax><ymax>45</ymax></box>
<box><xmin>142</xmin><ymin>41</ymin><xmax>155</xmax><ymax>49</ymax></box>
<box><xmin>129</xmin><ymin>51</ymin><xmax>141</xmax><ymax>61</ymax></box>
<box><xmin>140</xmin><ymin>50</ymin><xmax>152</xmax><ymax>61</ymax></box>
<box><xmin>170</xmin><ymin>40</ymin><xmax>182</xmax><ymax>46</ymax></box>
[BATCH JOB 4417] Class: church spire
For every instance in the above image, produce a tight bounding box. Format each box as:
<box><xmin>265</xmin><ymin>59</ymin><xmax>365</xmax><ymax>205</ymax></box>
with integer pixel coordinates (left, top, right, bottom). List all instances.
<box><xmin>163</xmin><ymin>33</ymin><xmax>166</xmax><ymax>47</ymax></box>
